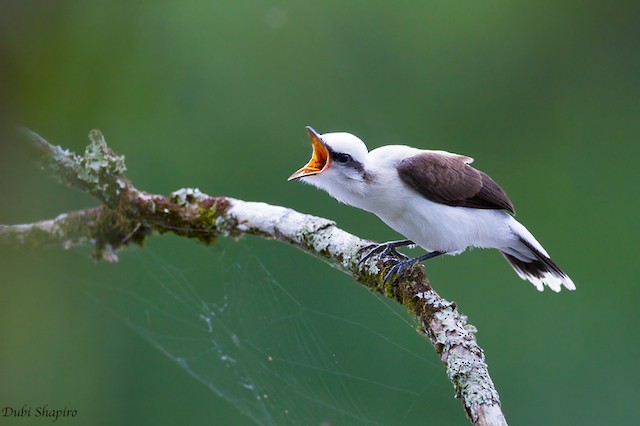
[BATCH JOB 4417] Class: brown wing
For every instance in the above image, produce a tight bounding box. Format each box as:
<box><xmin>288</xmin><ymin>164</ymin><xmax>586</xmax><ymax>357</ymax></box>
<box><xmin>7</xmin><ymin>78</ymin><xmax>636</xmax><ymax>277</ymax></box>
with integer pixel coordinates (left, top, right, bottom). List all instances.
<box><xmin>397</xmin><ymin>152</ymin><xmax>515</xmax><ymax>214</ymax></box>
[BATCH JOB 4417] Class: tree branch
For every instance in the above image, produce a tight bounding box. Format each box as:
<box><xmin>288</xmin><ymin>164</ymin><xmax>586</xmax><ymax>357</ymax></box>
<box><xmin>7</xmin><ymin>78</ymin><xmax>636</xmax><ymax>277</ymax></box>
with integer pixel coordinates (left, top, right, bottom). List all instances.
<box><xmin>2</xmin><ymin>129</ymin><xmax>508</xmax><ymax>426</ymax></box>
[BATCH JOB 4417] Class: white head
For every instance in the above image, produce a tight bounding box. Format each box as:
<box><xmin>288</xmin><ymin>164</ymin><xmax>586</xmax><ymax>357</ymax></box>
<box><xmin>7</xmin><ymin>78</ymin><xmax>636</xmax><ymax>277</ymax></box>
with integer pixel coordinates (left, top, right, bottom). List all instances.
<box><xmin>288</xmin><ymin>126</ymin><xmax>371</xmax><ymax>204</ymax></box>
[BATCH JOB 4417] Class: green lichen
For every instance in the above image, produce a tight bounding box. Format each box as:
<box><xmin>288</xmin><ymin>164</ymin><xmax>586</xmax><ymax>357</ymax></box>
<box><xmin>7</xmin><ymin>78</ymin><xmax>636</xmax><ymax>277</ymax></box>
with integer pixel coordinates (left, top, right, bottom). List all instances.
<box><xmin>148</xmin><ymin>192</ymin><xmax>235</xmax><ymax>244</ymax></box>
<box><xmin>434</xmin><ymin>308</ymin><xmax>457</xmax><ymax>345</ymax></box>
<box><xmin>198</xmin><ymin>204</ymin><xmax>218</xmax><ymax>224</ymax></box>
<box><xmin>169</xmin><ymin>189</ymin><xmax>223</xmax><ymax>238</ymax></box>
<box><xmin>75</xmin><ymin>130</ymin><xmax>127</xmax><ymax>204</ymax></box>
<box><xmin>431</xmin><ymin>305</ymin><xmax>498</xmax><ymax>416</ymax></box>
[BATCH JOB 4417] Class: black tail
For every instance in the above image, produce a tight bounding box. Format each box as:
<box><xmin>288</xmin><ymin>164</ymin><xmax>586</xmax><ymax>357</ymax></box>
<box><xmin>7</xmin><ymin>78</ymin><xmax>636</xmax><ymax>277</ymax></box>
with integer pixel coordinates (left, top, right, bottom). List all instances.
<box><xmin>501</xmin><ymin>237</ymin><xmax>575</xmax><ymax>292</ymax></box>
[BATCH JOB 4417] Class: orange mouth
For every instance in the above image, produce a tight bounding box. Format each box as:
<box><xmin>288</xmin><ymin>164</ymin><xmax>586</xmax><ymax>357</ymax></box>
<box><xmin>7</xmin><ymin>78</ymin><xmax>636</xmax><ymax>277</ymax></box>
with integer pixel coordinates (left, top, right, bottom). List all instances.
<box><xmin>287</xmin><ymin>126</ymin><xmax>330</xmax><ymax>180</ymax></box>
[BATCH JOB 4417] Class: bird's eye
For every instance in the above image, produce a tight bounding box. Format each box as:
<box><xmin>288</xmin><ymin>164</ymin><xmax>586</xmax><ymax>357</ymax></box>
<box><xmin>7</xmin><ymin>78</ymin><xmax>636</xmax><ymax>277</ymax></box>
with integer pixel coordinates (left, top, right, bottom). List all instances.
<box><xmin>334</xmin><ymin>153</ymin><xmax>352</xmax><ymax>164</ymax></box>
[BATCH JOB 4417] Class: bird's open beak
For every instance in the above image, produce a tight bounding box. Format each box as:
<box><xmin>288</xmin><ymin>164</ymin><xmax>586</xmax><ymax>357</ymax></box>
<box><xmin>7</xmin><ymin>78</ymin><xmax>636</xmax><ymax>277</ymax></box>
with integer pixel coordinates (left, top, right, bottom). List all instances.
<box><xmin>288</xmin><ymin>126</ymin><xmax>330</xmax><ymax>181</ymax></box>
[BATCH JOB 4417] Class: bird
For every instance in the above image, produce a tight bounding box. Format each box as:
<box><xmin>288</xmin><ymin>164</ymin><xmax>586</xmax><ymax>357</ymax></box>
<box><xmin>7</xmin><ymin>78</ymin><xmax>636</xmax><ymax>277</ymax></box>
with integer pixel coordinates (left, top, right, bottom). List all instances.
<box><xmin>288</xmin><ymin>126</ymin><xmax>575</xmax><ymax>292</ymax></box>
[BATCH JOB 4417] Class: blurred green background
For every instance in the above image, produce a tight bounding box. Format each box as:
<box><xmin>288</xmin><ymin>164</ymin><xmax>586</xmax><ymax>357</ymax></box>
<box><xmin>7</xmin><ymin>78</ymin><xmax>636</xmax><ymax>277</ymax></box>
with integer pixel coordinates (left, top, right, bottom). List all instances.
<box><xmin>1</xmin><ymin>0</ymin><xmax>639</xmax><ymax>425</ymax></box>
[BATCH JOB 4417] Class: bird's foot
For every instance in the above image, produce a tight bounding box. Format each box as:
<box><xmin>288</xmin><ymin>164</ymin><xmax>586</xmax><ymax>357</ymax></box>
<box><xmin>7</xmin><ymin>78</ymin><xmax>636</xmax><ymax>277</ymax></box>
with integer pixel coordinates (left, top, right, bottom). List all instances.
<box><xmin>383</xmin><ymin>251</ymin><xmax>444</xmax><ymax>283</ymax></box>
<box><xmin>358</xmin><ymin>239</ymin><xmax>413</xmax><ymax>266</ymax></box>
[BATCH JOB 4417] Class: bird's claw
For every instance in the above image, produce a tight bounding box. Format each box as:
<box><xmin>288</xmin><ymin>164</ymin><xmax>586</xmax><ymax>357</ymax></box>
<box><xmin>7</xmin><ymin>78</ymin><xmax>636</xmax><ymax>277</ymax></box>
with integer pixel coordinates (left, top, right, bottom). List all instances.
<box><xmin>383</xmin><ymin>258</ymin><xmax>415</xmax><ymax>283</ymax></box>
<box><xmin>357</xmin><ymin>240</ymin><xmax>428</xmax><ymax>282</ymax></box>
<box><xmin>358</xmin><ymin>242</ymin><xmax>408</xmax><ymax>266</ymax></box>
<box><xmin>382</xmin><ymin>250</ymin><xmax>443</xmax><ymax>283</ymax></box>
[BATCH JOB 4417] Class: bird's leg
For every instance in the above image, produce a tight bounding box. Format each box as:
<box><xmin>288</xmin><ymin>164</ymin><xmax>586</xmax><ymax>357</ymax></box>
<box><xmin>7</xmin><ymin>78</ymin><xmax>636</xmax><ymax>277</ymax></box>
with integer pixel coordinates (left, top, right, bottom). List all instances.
<box><xmin>358</xmin><ymin>239</ymin><xmax>414</xmax><ymax>266</ymax></box>
<box><xmin>383</xmin><ymin>251</ymin><xmax>443</xmax><ymax>283</ymax></box>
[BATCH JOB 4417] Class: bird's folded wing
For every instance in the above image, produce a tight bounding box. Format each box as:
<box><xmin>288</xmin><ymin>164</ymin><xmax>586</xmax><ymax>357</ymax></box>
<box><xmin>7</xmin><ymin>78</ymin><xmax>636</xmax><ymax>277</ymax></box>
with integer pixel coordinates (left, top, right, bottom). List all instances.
<box><xmin>397</xmin><ymin>152</ymin><xmax>515</xmax><ymax>214</ymax></box>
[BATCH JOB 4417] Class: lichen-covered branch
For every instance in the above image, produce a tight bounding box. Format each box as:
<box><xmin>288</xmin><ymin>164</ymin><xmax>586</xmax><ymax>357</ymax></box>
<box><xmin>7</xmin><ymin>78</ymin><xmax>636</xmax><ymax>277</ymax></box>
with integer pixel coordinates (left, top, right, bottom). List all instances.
<box><xmin>1</xmin><ymin>129</ymin><xmax>508</xmax><ymax>426</ymax></box>
<box><xmin>21</xmin><ymin>128</ymin><xmax>127</xmax><ymax>208</ymax></box>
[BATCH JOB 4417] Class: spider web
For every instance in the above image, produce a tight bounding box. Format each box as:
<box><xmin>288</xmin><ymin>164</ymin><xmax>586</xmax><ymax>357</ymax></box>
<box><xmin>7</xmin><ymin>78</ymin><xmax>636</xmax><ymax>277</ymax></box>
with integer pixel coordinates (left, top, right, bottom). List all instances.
<box><xmin>85</xmin><ymin>236</ymin><xmax>445</xmax><ymax>425</ymax></box>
